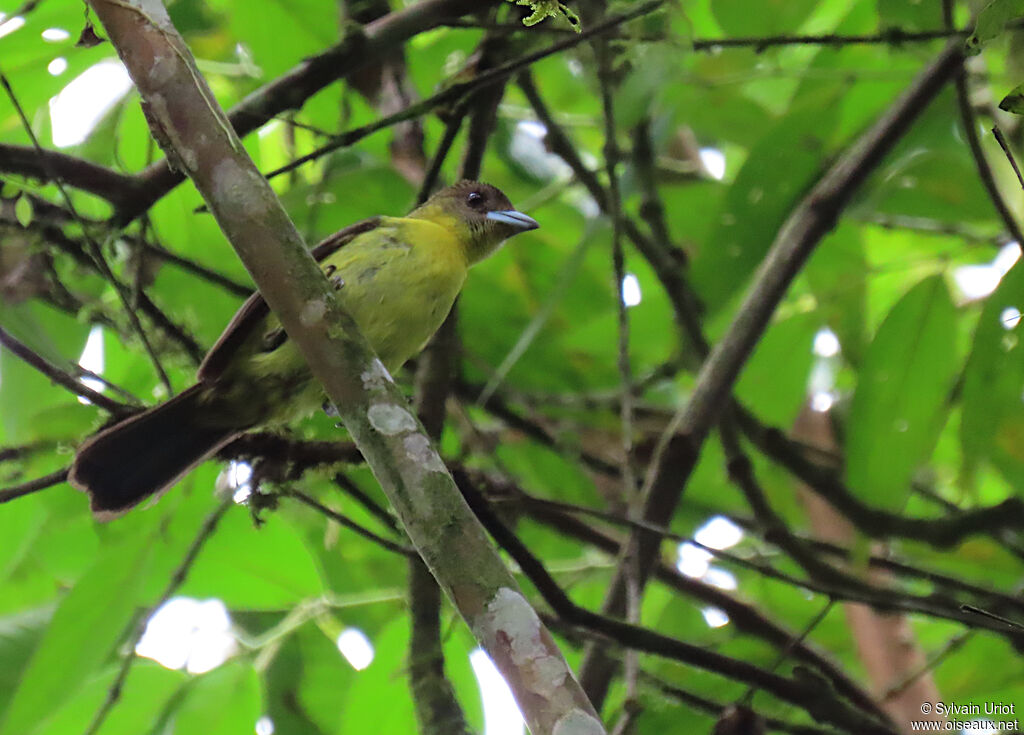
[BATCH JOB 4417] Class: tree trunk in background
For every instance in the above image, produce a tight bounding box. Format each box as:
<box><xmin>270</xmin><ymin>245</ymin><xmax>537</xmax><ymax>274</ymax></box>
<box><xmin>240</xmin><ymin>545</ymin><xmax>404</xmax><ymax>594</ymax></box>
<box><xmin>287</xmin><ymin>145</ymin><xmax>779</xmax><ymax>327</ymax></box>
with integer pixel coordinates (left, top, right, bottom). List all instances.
<box><xmin>792</xmin><ymin>402</ymin><xmax>944</xmax><ymax>734</ymax></box>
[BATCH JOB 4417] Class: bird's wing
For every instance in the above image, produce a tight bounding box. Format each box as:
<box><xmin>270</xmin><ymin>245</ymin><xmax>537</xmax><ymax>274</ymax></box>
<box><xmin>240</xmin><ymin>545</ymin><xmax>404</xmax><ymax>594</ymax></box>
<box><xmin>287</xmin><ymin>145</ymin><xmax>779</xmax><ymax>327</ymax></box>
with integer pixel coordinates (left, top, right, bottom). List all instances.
<box><xmin>197</xmin><ymin>217</ymin><xmax>382</xmax><ymax>383</ymax></box>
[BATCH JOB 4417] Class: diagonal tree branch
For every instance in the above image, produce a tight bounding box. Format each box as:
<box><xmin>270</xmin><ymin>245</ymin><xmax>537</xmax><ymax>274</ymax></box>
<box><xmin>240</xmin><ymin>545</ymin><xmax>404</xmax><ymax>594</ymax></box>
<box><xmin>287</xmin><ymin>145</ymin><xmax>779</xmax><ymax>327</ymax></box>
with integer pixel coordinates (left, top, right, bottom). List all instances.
<box><xmin>0</xmin><ymin>143</ymin><xmax>141</xmax><ymax>209</ymax></box>
<box><xmin>0</xmin><ymin>326</ymin><xmax>136</xmax><ymax>415</ymax></box>
<box><xmin>0</xmin><ymin>467</ymin><xmax>69</xmax><ymax>505</ymax></box>
<box><xmin>664</xmin><ymin>40</ymin><xmax>963</xmax><ymax>448</ymax></box>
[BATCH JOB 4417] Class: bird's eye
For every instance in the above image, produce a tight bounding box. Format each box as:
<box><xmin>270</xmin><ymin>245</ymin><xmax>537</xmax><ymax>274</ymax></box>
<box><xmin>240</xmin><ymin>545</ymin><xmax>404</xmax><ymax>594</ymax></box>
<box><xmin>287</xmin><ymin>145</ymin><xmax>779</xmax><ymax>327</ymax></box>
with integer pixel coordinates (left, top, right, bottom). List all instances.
<box><xmin>466</xmin><ymin>191</ymin><xmax>484</xmax><ymax>208</ymax></box>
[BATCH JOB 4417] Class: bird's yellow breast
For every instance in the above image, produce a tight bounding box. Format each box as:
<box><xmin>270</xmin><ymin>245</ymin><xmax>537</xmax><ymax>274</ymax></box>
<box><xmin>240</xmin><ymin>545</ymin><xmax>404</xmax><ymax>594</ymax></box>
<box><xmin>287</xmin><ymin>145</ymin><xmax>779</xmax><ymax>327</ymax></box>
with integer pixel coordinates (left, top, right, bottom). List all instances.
<box><xmin>213</xmin><ymin>216</ymin><xmax>469</xmax><ymax>427</ymax></box>
<box><xmin>325</xmin><ymin>216</ymin><xmax>469</xmax><ymax>369</ymax></box>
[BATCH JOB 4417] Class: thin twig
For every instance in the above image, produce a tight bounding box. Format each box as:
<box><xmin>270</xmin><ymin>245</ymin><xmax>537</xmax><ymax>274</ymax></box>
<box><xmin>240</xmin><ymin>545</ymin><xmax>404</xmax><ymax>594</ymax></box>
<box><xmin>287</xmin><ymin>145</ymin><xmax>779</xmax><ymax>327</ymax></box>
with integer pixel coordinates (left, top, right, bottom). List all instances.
<box><xmin>960</xmin><ymin>604</ymin><xmax>1024</xmax><ymax>631</ymax></box>
<box><xmin>745</xmin><ymin>599</ymin><xmax>836</xmax><ymax>706</ymax></box>
<box><xmin>443</xmin><ymin>18</ymin><xmax>982</xmax><ymax>50</ymax></box>
<box><xmin>594</xmin><ymin>30</ymin><xmax>642</xmax><ymax>721</ymax></box>
<box><xmin>0</xmin><ymin>326</ymin><xmax>136</xmax><ymax>415</ymax></box>
<box><xmin>639</xmin><ymin>670</ymin><xmax>843</xmax><ymax>735</ymax></box>
<box><xmin>287</xmin><ymin>489</ymin><xmax>414</xmax><ymax>557</ymax></box>
<box><xmin>0</xmin><ymin>467</ymin><xmax>69</xmax><ymax>504</ymax></box>
<box><xmin>332</xmin><ymin>473</ymin><xmax>399</xmax><ymax>533</ymax></box>
<box><xmin>594</xmin><ymin>42</ymin><xmax>637</xmax><ymax>506</ymax></box>
<box><xmin>0</xmin><ymin>443</ymin><xmax>50</xmax><ymax>464</ymax></box>
<box><xmin>416</xmin><ymin>105</ymin><xmax>469</xmax><ymax>204</ymax></box>
<box><xmin>882</xmin><ymin>631</ymin><xmax>972</xmax><ymax>701</ymax></box>
<box><xmin>126</xmin><ymin>230</ymin><xmax>253</xmax><ymax>297</ymax></box>
<box><xmin>0</xmin><ymin>143</ymin><xmax>140</xmax><ymax>208</ymax></box>
<box><xmin>942</xmin><ymin>0</ymin><xmax>1024</xmax><ymax>249</ymax></box>
<box><xmin>475</xmin><ymin>235</ymin><xmax>593</xmax><ymax>406</ymax></box>
<box><xmin>992</xmin><ymin>125</ymin><xmax>1024</xmax><ymax>193</ymax></box>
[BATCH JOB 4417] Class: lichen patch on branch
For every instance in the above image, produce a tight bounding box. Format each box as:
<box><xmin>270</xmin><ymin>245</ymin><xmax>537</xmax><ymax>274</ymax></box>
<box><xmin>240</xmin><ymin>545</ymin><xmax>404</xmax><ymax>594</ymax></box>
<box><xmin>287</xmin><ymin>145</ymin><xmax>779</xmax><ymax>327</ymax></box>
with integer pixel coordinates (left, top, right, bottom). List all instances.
<box><xmin>133</xmin><ymin>0</ymin><xmax>173</xmax><ymax>26</ymax></box>
<box><xmin>211</xmin><ymin>158</ymin><xmax>256</xmax><ymax>212</ymax></box>
<box><xmin>367</xmin><ymin>403</ymin><xmax>418</xmax><ymax>435</ymax></box>
<box><xmin>552</xmin><ymin>710</ymin><xmax>605</xmax><ymax>735</ymax></box>
<box><xmin>147</xmin><ymin>53</ymin><xmax>174</xmax><ymax>85</ymax></box>
<box><xmin>299</xmin><ymin>298</ymin><xmax>327</xmax><ymax>327</ymax></box>
<box><xmin>402</xmin><ymin>433</ymin><xmax>447</xmax><ymax>474</ymax></box>
<box><xmin>360</xmin><ymin>358</ymin><xmax>394</xmax><ymax>390</ymax></box>
<box><xmin>480</xmin><ymin>587</ymin><xmax>571</xmax><ymax>697</ymax></box>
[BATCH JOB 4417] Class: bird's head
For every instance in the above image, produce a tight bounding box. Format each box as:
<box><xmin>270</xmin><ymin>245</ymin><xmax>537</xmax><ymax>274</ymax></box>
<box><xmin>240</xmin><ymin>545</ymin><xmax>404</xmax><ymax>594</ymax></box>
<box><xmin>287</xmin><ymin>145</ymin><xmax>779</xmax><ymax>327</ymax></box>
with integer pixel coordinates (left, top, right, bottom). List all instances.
<box><xmin>413</xmin><ymin>180</ymin><xmax>539</xmax><ymax>264</ymax></box>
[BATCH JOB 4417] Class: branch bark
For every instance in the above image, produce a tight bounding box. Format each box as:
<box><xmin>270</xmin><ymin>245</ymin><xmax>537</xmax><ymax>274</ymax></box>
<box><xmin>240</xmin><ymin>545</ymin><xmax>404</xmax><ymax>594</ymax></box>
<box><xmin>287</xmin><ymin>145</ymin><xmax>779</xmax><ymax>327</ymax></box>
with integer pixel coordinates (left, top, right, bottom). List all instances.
<box><xmin>0</xmin><ymin>143</ymin><xmax>140</xmax><ymax>209</ymax></box>
<box><xmin>791</xmin><ymin>404</ymin><xmax>945</xmax><ymax>733</ymax></box>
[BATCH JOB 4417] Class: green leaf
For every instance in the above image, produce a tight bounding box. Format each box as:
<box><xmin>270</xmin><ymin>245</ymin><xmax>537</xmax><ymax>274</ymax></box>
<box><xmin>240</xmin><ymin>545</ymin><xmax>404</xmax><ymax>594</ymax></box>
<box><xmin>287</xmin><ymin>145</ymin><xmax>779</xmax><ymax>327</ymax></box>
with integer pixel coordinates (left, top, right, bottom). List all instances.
<box><xmin>14</xmin><ymin>195</ymin><xmax>32</xmax><ymax>228</ymax></box>
<box><xmin>735</xmin><ymin>311</ymin><xmax>818</xmax><ymax>426</ymax></box>
<box><xmin>261</xmin><ymin>625</ymin><xmax>331</xmax><ymax>735</ymax></box>
<box><xmin>292</xmin><ymin>624</ymin><xmax>356</xmax><ymax>733</ymax></box>
<box><xmin>0</xmin><ymin>607</ymin><xmax>53</xmax><ymax>720</ymax></box>
<box><xmin>337</xmin><ymin>620</ymin><xmax>417</xmax><ymax>733</ymax></box>
<box><xmin>0</xmin><ymin>528</ymin><xmax>156</xmax><ymax>735</ymax></box>
<box><xmin>614</xmin><ymin>45</ymin><xmax>690</xmax><ymax>130</ymax></box>
<box><xmin>860</xmin><ymin>102</ymin><xmax>997</xmax><ymax>224</ymax></box>
<box><xmin>170</xmin><ymin>661</ymin><xmax>261</xmax><ymax>735</ymax></box>
<box><xmin>998</xmin><ymin>82</ymin><xmax>1024</xmax><ymax>114</ymax></box>
<box><xmin>712</xmin><ymin>0</ymin><xmax>819</xmax><ymax>36</ymax></box>
<box><xmin>507</xmin><ymin>0</ymin><xmax>580</xmax><ymax>30</ymax></box>
<box><xmin>966</xmin><ymin>0</ymin><xmax>1024</xmax><ymax>55</ymax></box>
<box><xmin>0</xmin><ymin>303</ymin><xmax>92</xmax><ymax>442</ymax></box>
<box><xmin>804</xmin><ymin>223</ymin><xmax>868</xmax><ymax>365</ymax></box>
<box><xmin>845</xmin><ymin>275</ymin><xmax>960</xmax><ymax>511</ymax></box>
<box><xmin>0</xmin><ymin>491</ymin><xmax>47</xmax><ymax>583</ymax></box>
<box><xmin>691</xmin><ymin>94</ymin><xmax>840</xmax><ymax>313</ymax></box>
<box><xmin>226</xmin><ymin>0</ymin><xmax>340</xmax><ymax>80</ymax></box>
<box><xmin>180</xmin><ymin>511</ymin><xmax>325</xmax><ymax>609</ymax></box>
<box><xmin>32</xmin><ymin>663</ymin><xmax>184</xmax><ymax>735</ymax></box>
<box><xmin>877</xmin><ymin>0</ymin><xmax>943</xmax><ymax>31</ymax></box>
<box><xmin>961</xmin><ymin>260</ymin><xmax>1024</xmax><ymax>488</ymax></box>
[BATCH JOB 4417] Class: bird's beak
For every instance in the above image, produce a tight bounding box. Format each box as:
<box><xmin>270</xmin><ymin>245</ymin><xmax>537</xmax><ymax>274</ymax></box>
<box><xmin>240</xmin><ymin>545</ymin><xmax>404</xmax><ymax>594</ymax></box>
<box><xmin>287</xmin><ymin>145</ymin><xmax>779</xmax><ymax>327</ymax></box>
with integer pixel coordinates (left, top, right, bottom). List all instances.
<box><xmin>486</xmin><ymin>209</ymin><xmax>539</xmax><ymax>231</ymax></box>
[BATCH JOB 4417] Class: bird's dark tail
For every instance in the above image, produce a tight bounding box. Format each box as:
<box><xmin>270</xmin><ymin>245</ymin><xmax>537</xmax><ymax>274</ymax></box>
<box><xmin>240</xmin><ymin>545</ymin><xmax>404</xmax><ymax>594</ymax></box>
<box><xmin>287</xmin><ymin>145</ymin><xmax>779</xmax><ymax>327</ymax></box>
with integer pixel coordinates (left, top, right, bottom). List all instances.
<box><xmin>69</xmin><ymin>384</ymin><xmax>239</xmax><ymax>519</ymax></box>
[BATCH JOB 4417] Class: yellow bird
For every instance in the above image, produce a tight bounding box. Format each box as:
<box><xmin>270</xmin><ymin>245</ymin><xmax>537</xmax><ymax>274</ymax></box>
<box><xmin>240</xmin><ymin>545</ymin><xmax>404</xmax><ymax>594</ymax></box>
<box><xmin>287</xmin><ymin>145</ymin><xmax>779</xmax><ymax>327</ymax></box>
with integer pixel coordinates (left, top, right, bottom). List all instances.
<box><xmin>70</xmin><ymin>181</ymin><xmax>538</xmax><ymax>517</ymax></box>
